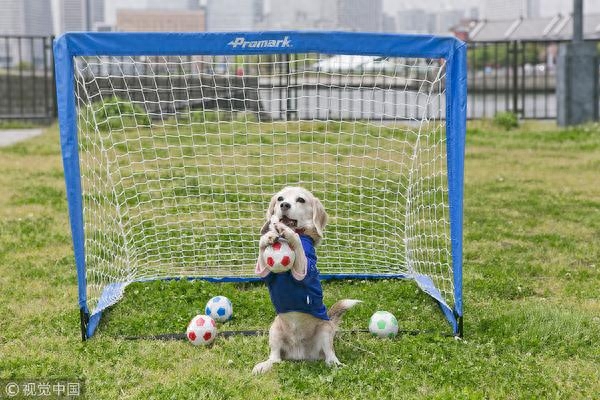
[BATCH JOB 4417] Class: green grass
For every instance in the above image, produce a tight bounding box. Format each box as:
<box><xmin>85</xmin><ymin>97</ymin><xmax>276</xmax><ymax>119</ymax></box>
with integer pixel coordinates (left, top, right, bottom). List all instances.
<box><xmin>0</xmin><ymin>120</ymin><xmax>47</xmax><ymax>130</ymax></box>
<box><xmin>77</xmin><ymin>119</ymin><xmax>433</xmax><ymax>296</ymax></box>
<box><xmin>1</xmin><ymin>121</ymin><xmax>600</xmax><ymax>399</ymax></box>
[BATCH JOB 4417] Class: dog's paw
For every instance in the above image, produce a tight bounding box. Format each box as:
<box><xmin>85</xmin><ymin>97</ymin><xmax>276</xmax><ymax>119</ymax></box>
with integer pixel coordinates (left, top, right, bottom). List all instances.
<box><xmin>259</xmin><ymin>230</ymin><xmax>279</xmax><ymax>249</ymax></box>
<box><xmin>252</xmin><ymin>360</ymin><xmax>273</xmax><ymax>374</ymax></box>
<box><xmin>273</xmin><ymin>222</ymin><xmax>291</xmax><ymax>236</ymax></box>
<box><xmin>274</xmin><ymin>222</ymin><xmax>299</xmax><ymax>244</ymax></box>
<box><xmin>325</xmin><ymin>356</ymin><xmax>344</xmax><ymax>368</ymax></box>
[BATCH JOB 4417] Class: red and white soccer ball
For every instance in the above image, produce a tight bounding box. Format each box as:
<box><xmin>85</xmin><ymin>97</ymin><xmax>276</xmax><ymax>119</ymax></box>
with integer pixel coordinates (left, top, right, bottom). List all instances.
<box><xmin>263</xmin><ymin>239</ymin><xmax>295</xmax><ymax>273</ymax></box>
<box><xmin>186</xmin><ymin>315</ymin><xmax>217</xmax><ymax>345</ymax></box>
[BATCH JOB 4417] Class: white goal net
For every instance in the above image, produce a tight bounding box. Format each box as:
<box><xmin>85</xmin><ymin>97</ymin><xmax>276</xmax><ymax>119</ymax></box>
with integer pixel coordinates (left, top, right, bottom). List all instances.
<box><xmin>73</xmin><ymin>51</ymin><xmax>454</xmax><ymax>320</ymax></box>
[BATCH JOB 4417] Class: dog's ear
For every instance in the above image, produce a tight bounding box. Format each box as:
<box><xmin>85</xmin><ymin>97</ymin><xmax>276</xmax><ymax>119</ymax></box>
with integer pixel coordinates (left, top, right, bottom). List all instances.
<box><xmin>261</xmin><ymin>194</ymin><xmax>278</xmax><ymax>234</ymax></box>
<box><xmin>260</xmin><ymin>221</ymin><xmax>271</xmax><ymax>235</ymax></box>
<box><xmin>311</xmin><ymin>195</ymin><xmax>328</xmax><ymax>244</ymax></box>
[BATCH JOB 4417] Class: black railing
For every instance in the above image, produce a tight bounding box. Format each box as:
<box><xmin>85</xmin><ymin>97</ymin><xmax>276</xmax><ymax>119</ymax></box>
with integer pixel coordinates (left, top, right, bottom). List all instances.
<box><xmin>0</xmin><ymin>35</ymin><xmax>56</xmax><ymax>121</ymax></box>
<box><xmin>1</xmin><ymin>35</ymin><xmax>598</xmax><ymax>122</ymax></box>
<box><xmin>467</xmin><ymin>39</ymin><xmax>600</xmax><ymax>120</ymax></box>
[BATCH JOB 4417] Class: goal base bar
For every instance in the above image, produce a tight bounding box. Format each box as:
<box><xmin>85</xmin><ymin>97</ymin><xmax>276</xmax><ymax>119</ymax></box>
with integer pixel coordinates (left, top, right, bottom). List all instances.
<box><xmin>122</xmin><ymin>329</ymin><xmax>455</xmax><ymax>341</ymax></box>
<box><xmin>81</xmin><ymin>273</ymin><xmax>460</xmax><ymax>340</ymax></box>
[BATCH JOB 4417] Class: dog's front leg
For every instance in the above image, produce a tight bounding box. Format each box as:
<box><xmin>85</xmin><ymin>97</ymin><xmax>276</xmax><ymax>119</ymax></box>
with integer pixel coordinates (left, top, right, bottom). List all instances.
<box><xmin>259</xmin><ymin>229</ymin><xmax>279</xmax><ymax>251</ymax></box>
<box><xmin>252</xmin><ymin>320</ymin><xmax>284</xmax><ymax>374</ymax></box>
<box><xmin>273</xmin><ymin>222</ymin><xmax>301</xmax><ymax>247</ymax></box>
<box><xmin>256</xmin><ymin>229</ymin><xmax>281</xmax><ymax>276</ymax></box>
<box><xmin>317</xmin><ymin>325</ymin><xmax>344</xmax><ymax>367</ymax></box>
<box><xmin>323</xmin><ymin>342</ymin><xmax>343</xmax><ymax>367</ymax></box>
<box><xmin>252</xmin><ymin>348</ymin><xmax>281</xmax><ymax>375</ymax></box>
<box><xmin>273</xmin><ymin>222</ymin><xmax>307</xmax><ymax>278</ymax></box>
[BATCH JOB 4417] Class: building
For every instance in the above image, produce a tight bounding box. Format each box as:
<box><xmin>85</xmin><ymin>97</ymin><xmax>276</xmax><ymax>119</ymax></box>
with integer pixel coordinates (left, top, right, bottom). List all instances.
<box><xmin>103</xmin><ymin>0</ymin><xmax>147</xmax><ymax>27</ymax></box>
<box><xmin>116</xmin><ymin>9</ymin><xmax>205</xmax><ymax>32</ymax></box>
<box><xmin>106</xmin><ymin>0</ymin><xmax>200</xmax><ymax>32</ymax></box>
<box><xmin>0</xmin><ymin>0</ymin><xmax>54</xmax><ymax>35</ymax></box>
<box><xmin>396</xmin><ymin>9</ymin><xmax>432</xmax><ymax>34</ymax></box>
<box><xmin>206</xmin><ymin>0</ymin><xmax>263</xmax><ymax>31</ymax></box>
<box><xmin>553</xmin><ymin>13</ymin><xmax>600</xmax><ymax>39</ymax></box>
<box><xmin>265</xmin><ymin>0</ymin><xmax>336</xmax><ymax>30</ymax></box>
<box><xmin>60</xmin><ymin>0</ymin><xmax>105</xmax><ymax>32</ymax></box>
<box><xmin>266</xmin><ymin>0</ymin><xmax>385</xmax><ymax>32</ymax></box>
<box><xmin>147</xmin><ymin>0</ymin><xmax>199</xmax><ymax>10</ymax></box>
<box><xmin>469</xmin><ymin>13</ymin><xmax>600</xmax><ymax>42</ymax></box>
<box><xmin>382</xmin><ymin>14</ymin><xmax>396</xmax><ymax>33</ymax></box>
<box><xmin>0</xmin><ymin>0</ymin><xmax>53</xmax><ymax>66</ymax></box>
<box><xmin>483</xmin><ymin>0</ymin><xmax>540</xmax><ymax>20</ymax></box>
<box><xmin>397</xmin><ymin>8</ymin><xmax>466</xmax><ymax>35</ymax></box>
<box><xmin>60</xmin><ymin>0</ymin><xmax>85</xmax><ymax>32</ymax></box>
<box><xmin>90</xmin><ymin>0</ymin><xmax>106</xmax><ymax>30</ymax></box>
<box><xmin>430</xmin><ymin>9</ymin><xmax>465</xmax><ymax>35</ymax></box>
<box><xmin>337</xmin><ymin>0</ymin><xmax>383</xmax><ymax>32</ymax></box>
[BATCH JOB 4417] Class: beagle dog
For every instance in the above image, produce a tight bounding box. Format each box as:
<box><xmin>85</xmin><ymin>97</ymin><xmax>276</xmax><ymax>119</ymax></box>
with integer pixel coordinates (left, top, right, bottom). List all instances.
<box><xmin>253</xmin><ymin>186</ymin><xmax>360</xmax><ymax>374</ymax></box>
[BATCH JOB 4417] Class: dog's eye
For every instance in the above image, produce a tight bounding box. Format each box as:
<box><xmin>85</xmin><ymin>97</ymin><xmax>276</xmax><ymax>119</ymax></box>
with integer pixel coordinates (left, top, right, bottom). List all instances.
<box><xmin>277</xmin><ymin>196</ymin><xmax>284</xmax><ymax>202</ymax></box>
<box><xmin>296</xmin><ymin>197</ymin><xmax>305</xmax><ymax>203</ymax></box>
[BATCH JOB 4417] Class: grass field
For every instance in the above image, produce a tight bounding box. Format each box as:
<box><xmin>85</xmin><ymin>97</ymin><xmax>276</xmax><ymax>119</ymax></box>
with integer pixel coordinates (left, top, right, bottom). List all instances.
<box><xmin>1</xmin><ymin>121</ymin><xmax>599</xmax><ymax>399</ymax></box>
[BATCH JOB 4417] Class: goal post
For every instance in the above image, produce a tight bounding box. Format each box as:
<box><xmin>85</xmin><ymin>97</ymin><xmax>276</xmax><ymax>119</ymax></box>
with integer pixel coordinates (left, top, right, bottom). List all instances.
<box><xmin>54</xmin><ymin>31</ymin><xmax>466</xmax><ymax>340</ymax></box>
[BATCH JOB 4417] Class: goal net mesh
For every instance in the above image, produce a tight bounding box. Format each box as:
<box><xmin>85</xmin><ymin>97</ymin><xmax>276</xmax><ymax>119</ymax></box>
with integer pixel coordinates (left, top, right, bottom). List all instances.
<box><xmin>73</xmin><ymin>53</ymin><xmax>453</xmax><ymax>316</ymax></box>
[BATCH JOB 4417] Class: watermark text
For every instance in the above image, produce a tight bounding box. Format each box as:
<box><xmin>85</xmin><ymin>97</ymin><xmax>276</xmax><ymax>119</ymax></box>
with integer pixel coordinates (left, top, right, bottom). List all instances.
<box><xmin>1</xmin><ymin>380</ymin><xmax>84</xmax><ymax>399</ymax></box>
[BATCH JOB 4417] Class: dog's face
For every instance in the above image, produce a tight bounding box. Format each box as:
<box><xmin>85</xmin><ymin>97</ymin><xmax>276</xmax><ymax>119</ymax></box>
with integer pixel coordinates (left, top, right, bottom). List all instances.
<box><xmin>262</xmin><ymin>187</ymin><xmax>327</xmax><ymax>245</ymax></box>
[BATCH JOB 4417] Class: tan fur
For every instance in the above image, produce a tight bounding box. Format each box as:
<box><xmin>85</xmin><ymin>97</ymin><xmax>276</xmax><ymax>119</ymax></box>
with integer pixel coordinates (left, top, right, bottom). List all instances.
<box><xmin>252</xmin><ymin>301</ymin><xmax>360</xmax><ymax>374</ymax></box>
<box><xmin>253</xmin><ymin>187</ymin><xmax>359</xmax><ymax>374</ymax></box>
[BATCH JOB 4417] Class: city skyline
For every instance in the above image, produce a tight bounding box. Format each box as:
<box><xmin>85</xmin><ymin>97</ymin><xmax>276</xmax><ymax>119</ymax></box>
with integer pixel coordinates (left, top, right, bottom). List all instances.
<box><xmin>100</xmin><ymin>0</ymin><xmax>600</xmax><ymax>29</ymax></box>
<box><xmin>26</xmin><ymin>0</ymin><xmax>600</xmax><ymax>36</ymax></box>
<box><xmin>0</xmin><ymin>0</ymin><xmax>53</xmax><ymax>35</ymax></box>
<box><xmin>382</xmin><ymin>0</ymin><xmax>600</xmax><ymax>17</ymax></box>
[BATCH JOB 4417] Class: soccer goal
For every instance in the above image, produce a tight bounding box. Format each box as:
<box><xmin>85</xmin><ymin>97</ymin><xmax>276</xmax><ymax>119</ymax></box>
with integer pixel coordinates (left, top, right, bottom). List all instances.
<box><xmin>54</xmin><ymin>31</ymin><xmax>466</xmax><ymax>339</ymax></box>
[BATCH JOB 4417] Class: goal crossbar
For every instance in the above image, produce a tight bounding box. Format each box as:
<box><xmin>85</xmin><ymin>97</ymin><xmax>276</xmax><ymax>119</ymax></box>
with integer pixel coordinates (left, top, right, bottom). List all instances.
<box><xmin>54</xmin><ymin>31</ymin><xmax>466</xmax><ymax>339</ymax></box>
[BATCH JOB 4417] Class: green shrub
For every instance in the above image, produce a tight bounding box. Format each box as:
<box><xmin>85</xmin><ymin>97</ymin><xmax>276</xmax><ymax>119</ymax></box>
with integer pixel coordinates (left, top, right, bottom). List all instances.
<box><xmin>184</xmin><ymin>110</ymin><xmax>258</xmax><ymax>124</ymax></box>
<box><xmin>84</xmin><ymin>96</ymin><xmax>150</xmax><ymax>131</ymax></box>
<box><xmin>169</xmin><ymin>110</ymin><xmax>205</xmax><ymax>125</ymax></box>
<box><xmin>493</xmin><ymin>111</ymin><xmax>519</xmax><ymax>130</ymax></box>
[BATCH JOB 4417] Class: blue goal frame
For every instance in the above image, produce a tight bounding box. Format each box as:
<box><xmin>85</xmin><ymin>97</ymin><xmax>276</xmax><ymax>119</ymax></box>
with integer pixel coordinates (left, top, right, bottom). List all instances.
<box><xmin>54</xmin><ymin>31</ymin><xmax>466</xmax><ymax>340</ymax></box>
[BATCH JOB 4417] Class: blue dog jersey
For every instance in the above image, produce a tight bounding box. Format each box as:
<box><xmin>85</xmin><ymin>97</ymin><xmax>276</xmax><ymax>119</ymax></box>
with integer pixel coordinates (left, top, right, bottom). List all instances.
<box><xmin>261</xmin><ymin>235</ymin><xmax>329</xmax><ymax>320</ymax></box>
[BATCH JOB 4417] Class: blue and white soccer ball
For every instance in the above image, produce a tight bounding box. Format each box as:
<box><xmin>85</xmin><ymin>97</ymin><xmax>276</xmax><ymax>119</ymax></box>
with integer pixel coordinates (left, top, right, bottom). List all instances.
<box><xmin>368</xmin><ymin>311</ymin><xmax>399</xmax><ymax>338</ymax></box>
<box><xmin>205</xmin><ymin>296</ymin><xmax>233</xmax><ymax>322</ymax></box>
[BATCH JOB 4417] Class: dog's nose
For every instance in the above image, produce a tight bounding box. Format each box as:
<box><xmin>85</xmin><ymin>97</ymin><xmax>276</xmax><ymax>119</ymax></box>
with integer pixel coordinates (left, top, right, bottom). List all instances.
<box><xmin>280</xmin><ymin>202</ymin><xmax>291</xmax><ymax>210</ymax></box>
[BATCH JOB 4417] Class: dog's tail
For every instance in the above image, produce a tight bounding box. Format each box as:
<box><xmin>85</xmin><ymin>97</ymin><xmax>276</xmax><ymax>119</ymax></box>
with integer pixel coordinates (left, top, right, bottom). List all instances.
<box><xmin>328</xmin><ymin>299</ymin><xmax>361</xmax><ymax>326</ymax></box>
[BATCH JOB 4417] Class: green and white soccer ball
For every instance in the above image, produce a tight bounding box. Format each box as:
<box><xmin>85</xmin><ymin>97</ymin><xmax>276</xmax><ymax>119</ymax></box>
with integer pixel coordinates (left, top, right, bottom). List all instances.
<box><xmin>368</xmin><ymin>311</ymin><xmax>399</xmax><ymax>338</ymax></box>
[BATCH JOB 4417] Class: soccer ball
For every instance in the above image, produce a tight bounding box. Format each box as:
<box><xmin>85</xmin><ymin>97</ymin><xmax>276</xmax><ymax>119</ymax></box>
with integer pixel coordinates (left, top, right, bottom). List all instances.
<box><xmin>186</xmin><ymin>315</ymin><xmax>217</xmax><ymax>345</ymax></box>
<box><xmin>368</xmin><ymin>311</ymin><xmax>399</xmax><ymax>338</ymax></box>
<box><xmin>205</xmin><ymin>296</ymin><xmax>233</xmax><ymax>322</ymax></box>
<box><xmin>263</xmin><ymin>238</ymin><xmax>295</xmax><ymax>273</ymax></box>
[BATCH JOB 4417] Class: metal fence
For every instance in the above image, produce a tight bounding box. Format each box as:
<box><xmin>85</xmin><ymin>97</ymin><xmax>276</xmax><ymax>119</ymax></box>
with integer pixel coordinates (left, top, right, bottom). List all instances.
<box><xmin>468</xmin><ymin>40</ymin><xmax>554</xmax><ymax>119</ymax></box>
<box><xmin>0</xmin><ymin>35</ymin><xmax>56</xmax><ymax>121</ymax></box>
<box><xmin>1</xmin><ymin>35</ymin><xmax>598</xmax><ymax>122</ymax></box>
<box><xmin>467</xmin><ymin>40</ymin><xmax>596</xmax><ymax>120</ymax></box>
